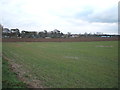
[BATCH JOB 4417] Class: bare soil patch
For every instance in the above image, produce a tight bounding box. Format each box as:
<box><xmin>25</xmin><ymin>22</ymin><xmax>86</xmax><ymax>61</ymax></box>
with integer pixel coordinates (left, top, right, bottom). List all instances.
<box><xmin>64</xmin><ymin>56</ymin><xmax>79</xmax><ymax>60</ymax></box>
<box><xmin>14</xmin><ymin>44</ymin><xmax>22</xmax><ymax>47</ymax></box>
<box><xmin>2</xmin><ymin>37</ymin><xmax>118</xmax><ymax>42</ymax></box>
<box><xmin>96</xmin><ymin>45</ymin><xmax>113</xmax><ymax>47</ymax></box>
<box><xmin>2</xmin><ymin>55</ymin><xmax>44</xmax><ymax>88</ymax></box>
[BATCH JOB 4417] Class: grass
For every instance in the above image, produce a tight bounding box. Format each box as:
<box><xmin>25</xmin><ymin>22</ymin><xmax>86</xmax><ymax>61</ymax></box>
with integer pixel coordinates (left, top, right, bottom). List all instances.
<box><xmin>2</xmin><ymin>40</ymin><xmax>27</xmax><ymax>88</ymax></box>
<box><xmin>2</xmin><ymin>41</ymin><xmax>118</xmax><ymax>88</ymax></box>
<box><xmin>2</xmin><ymin>58</ymin><xmax>27</xmax><ymax>88</ymax></box>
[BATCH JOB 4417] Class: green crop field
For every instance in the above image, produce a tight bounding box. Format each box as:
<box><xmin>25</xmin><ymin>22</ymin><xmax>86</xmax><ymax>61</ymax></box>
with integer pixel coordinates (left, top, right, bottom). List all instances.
<box><xmin>2</xmin><ymin>41</ymin><xmax>118</xmax><ymax>88</ymax></box>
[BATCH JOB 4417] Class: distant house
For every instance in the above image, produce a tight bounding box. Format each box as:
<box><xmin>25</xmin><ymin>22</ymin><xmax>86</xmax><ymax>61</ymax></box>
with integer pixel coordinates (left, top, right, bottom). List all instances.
<box><xmin>21</xmin><ymin>31</ymin><xmax>37</xmax><ymax>38</ymax></box>
<box><xmin>45</xmin><ymin>37</ymin><xmax>51</xmax><ymax>39</ymax></box>
<box><xmin>3</xmin><ymin>28</ymin><xmax>11</xmax><ymax>33</ymax></box>
<box><xmin>2</xmin><ymin>28</ymin><xmax>11</xmax><ymax>38</ymax></box>
<box><xmin>71</xmin><ymin>34</ymin><xmax>79</xmax><ymax>38</ymax></box>
<box><xmin>10</xmin><ymin>28</ymin><xmax>20</xmax><ymax>38</ymax></box>
<box><xmin>101</xmin><ymin>36</ymin><xmax>111</xmax><ymax>37</ymax></box>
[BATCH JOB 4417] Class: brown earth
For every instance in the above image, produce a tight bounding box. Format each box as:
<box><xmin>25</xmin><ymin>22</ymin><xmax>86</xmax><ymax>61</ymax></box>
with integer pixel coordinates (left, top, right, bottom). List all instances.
<box><xmin>3</xmin><ymin>56</ymin><xmax>44</xmax><ymax>88</ymax></box>
<box><xmin>2</xmin><ymin>37</ymin><xmax>119</xmax><ymax>42</ymax></box>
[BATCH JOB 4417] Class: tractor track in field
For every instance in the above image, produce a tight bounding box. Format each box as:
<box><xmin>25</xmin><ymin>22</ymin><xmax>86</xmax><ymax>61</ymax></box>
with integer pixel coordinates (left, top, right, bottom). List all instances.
<box><xmin>2</xmin><ymin>55</ymin><xmax>44</xmax><ymax>88</ymax></box>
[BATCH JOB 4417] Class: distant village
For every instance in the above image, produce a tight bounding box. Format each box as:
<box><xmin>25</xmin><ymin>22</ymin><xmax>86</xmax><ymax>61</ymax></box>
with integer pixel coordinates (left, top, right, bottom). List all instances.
<box><xmin>0</xmin><ymin>24</ymin><xmax>119</xmax><ymax>38</ymax></box>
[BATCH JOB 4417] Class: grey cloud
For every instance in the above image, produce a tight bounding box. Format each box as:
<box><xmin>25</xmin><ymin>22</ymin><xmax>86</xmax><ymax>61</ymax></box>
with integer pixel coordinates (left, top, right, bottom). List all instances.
<box><xmin>74</xmin><ymin>6</ymin><xmax>117</xmax><ymax>23</ymax></box>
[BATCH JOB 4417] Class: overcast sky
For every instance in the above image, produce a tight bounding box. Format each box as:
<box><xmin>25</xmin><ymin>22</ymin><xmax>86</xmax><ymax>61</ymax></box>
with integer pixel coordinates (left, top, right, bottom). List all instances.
<box><xmin>0</xmin><ymin>0</ymin><xmax>119</xmax><ymax>34</ymax></box>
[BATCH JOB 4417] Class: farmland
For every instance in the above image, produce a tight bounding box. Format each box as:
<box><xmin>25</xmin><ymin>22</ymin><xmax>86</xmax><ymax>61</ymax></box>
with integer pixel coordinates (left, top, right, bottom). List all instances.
<box><xmin>2</xmin><ymin>41</ymin><xmax>118</xmax><ymax>88</ymax></box>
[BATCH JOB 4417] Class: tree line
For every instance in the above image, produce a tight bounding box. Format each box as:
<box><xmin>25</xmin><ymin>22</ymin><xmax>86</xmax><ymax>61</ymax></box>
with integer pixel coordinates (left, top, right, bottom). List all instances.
<box><xmin>2</xmin><ymin>28</ymin><xmax>69</xmax><ymax>38</ymax></box>
<box><xmin>1</xmin><ymin>25</ymin><xmax>119</xmax><ymax>38</ymax></box>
